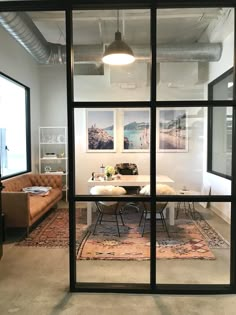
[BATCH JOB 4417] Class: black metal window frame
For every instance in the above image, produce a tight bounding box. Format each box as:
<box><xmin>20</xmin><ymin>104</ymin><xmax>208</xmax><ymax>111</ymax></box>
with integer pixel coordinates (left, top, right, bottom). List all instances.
<box><xmin>0</xmin><ymin>0</ymin><xmax>235</xmax><ymax>295</ymax></box>
<box><xmin>68</xmin><ymin>4</ymin><xmax>236</xmax><ymax>295</ymax></box>
<box><xmin>208</xmin><ymin>67</ymin><xmax>233</xmax><ymax>180</ymax></box>
<box><xmin>0</xmin><ymin>71</ymin><xmax>31</xmax><ymax>180</ymax></box>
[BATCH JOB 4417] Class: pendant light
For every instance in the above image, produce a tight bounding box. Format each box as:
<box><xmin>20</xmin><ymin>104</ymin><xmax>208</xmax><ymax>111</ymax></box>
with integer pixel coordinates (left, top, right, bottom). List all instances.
<box><xmin>102</xmin><ymin>10</ymin><xmax>135</xmax><ymax>65</ymax></box>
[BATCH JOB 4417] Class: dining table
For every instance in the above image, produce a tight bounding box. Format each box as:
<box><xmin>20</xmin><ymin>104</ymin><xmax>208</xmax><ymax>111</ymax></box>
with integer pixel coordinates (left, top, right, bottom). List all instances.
<box><xmin>87</xmin><ymin>174</ymin><xmax>175</xmax><ymax>226</ymax></box>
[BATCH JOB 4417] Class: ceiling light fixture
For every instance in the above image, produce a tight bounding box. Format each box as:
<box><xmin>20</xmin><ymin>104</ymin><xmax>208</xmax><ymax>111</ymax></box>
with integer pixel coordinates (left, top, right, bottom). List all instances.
<box><xmin>102</xmin><ymin>10</ymin><xmax>135</xmax><ymax>65</ymax></box>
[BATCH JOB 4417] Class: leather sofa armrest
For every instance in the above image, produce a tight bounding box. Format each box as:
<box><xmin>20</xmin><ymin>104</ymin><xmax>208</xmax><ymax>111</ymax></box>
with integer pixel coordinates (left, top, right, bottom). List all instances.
<box><xmin>1</xmin><ymin>192</ymin><xmax>30</xmax><ymax>227</ymax></box>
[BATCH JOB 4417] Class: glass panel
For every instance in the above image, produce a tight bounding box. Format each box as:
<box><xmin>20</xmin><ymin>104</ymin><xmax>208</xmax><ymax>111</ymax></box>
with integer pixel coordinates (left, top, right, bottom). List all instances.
<box><xmin>156</xmin><ymin>107</ymin><xmax>203</xmax><ymax>193</ymax></box>
<box><xmin>156</xmin><ymin>106</ymin><xmax>231</xmax><ymax>196</ymax></box>
<box><xmin>73</xmin><ymin>9</ymin><xmax>151</xmax><ymax>102</ymax></box>
<box><xmin>75</xmin><ymin>107</ymin><xmax>150</xmax><ymax>283</ymax></box>
<box><xmin>156</xmin><ymin>201</ymin><xmax>231</xmax><ymax>285</ymax></box>
<box><xmin>75</xmin><ymin>107</ymin><xmax>150</xmax><ymax>195</ymax></box>
<box><xmin>212</xmin><ymin>107</ymin><xmax>232</xmax><ymax>177</ymax></box>
<box><xmin>157</xmin><ymin>8</ymin><xmax>234</xmax><ymax>101</ymax></box>
<box><xmin>0</xmin><ymin>74</ymin><xmax>28</xmax><ymax>177</ymax></box>
<box><xmin>209</xmin><ymin>68</ymin><xmax>233</xmax><ymax>100</ymax></box>
<box><xmin>208</xmin><ymin>69</ymin><xmax>233</xmax><ymax>178</ymax></box>
<box><xmin>156</xmin><ymin>106</ymin><xmax>231</xmax><ymax>284</ymax></box>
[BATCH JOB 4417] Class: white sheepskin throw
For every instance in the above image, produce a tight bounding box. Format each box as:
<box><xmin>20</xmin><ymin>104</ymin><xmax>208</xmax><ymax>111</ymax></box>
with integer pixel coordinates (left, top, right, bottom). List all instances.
<box><xmin>140</xmin><ymin>184</ymin><xmax>175</xmax><ymax>195</ymax></box>
<box><xmin>90</xmin><ymin>185</ymin><xmax>126</xmax><ymax>196</ymax></box>
<box><xmin>90</xmin><ymin>185</ymin><xmax>126</xmax><ymax>206</ymax></box>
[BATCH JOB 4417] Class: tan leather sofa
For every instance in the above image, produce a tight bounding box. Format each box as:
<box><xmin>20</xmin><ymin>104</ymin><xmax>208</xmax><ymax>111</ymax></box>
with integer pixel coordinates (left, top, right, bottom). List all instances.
<box><xmin>2</xmin><ymin>173</ymin><xmax>63</xmax><ymax>233</ymax></box>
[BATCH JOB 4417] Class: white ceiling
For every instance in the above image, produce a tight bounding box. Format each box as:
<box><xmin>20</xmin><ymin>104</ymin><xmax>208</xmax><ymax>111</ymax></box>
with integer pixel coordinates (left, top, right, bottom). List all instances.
<box><xmin>28</xmin><ymin>8</ymin><xmax>230</xmax><ymax>46</ymax></box>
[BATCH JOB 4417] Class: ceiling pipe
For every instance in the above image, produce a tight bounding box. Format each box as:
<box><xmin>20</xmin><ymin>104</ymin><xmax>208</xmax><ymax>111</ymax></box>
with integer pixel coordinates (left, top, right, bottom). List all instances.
<box><xmin>0</xmin><ymin>11</ymin><xmax>222</xmax><ymax>64</ymax></box>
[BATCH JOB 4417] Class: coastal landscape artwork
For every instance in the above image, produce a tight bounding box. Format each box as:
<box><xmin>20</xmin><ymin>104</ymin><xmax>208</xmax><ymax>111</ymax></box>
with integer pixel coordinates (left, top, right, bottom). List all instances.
<box><xmin>87</xmin><ymin>109</ymin><xmax>116</xmax><ymax>151</ymax></box>
<box><xmin>123</xmin><ymin>110</ymin><xmax>150</xmax><ymax>151</ymax></box>
<box><xmin>158</xmin><ymin>109</ymin><xmax>188</xmax><ymax>152</ymax></box>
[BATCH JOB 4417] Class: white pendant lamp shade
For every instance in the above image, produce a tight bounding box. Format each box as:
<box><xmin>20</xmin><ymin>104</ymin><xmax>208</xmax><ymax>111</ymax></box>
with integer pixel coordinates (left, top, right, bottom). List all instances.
<box><xmin>102</xmin><ymin>29</ymin><xmax>135</xmax><ymax>65</ymax></box>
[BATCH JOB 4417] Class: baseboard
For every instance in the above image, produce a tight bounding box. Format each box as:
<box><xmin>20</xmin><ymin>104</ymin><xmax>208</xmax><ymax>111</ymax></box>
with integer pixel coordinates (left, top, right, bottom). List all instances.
<box><xmin>210</xmin><ymin>205</ymin><xmax>230</xmax><ymax>224</ymax></box>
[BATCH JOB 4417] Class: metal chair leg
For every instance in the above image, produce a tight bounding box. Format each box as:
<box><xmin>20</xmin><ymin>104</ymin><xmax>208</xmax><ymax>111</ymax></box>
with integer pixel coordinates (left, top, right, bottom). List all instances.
<box><xmin>119</xmin><ymin>211</ymin><xmax>125</xmax><ymax>226</ymax></box>
<box><xmin>93</xmin><ymin>212</ymin><xmax>102</xmax><ymax>235</ymax></box>
<box><xmin>141</xmin><ymin>210</ymin><xmax>148</xmax><ymax>237</ymax></box>
<box><xmin>160</xmin><ymin>212</ymin><xmax>170</xmax><ymax>238</ymax></box>
<box><xmin>139</xmin><ymin>210</ymin><xmax>144</xmax><ymax>226</ymax></box>
<box><xmin>176</xmin><ymin>202</ymin><xmax>181</xmax><ymax>219</ymax></box>
<box><xmin>115</xmin><ymin>213</ymin><xmax>120</xmax><ymax>237</ymax></box>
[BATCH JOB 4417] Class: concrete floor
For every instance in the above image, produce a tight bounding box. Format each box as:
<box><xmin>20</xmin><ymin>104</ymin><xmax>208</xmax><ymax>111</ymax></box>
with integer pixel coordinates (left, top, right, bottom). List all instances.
<box><xmin>77</xmin><ymin>203</ymin><xmax>231</xmax><ymax>284</ymax></box>
<box><xmin>0</xmin><ymin>202</ymin><xmax>236</xmax><ymax>315</ymax></box>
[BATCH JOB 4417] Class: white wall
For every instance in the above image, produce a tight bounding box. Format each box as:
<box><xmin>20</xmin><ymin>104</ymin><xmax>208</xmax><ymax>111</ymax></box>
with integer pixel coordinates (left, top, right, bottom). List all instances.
<box><xmin>39</xmin><ymin>65</ymin><xmax>67</xmax><ymax>127</ymax></box>
<box><xmin>37</xmin><ymin>60</ymin><xmax>205</xmax><ymax>194</ymax></box>
<box><xmin>0</xmin><ymin>26</ymin><xmax>41</xmax><ymax>173</ymax></box>
<box><xmin>74</xmin><ymin>106</ymin><xmax>204</xmax><ymax>194</ymax></box>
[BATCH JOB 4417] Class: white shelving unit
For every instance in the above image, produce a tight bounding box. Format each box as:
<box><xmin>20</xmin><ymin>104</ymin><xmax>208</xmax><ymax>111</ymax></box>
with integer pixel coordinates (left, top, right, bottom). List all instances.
<box><xmin>39</xmin><ymin>127</ymin><xmax>68</xmax><ymax>201</ymax></box>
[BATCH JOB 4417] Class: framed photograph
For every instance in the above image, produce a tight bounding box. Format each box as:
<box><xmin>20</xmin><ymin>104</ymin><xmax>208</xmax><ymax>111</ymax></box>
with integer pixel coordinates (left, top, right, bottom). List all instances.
<box><xmin>122</xmin><ymin>109</ymin><xmax>150</xmax><ymax>152</ymax></box>
<box><xmin>157</xmin><ymin>109</ymin><xmax>188</xmax><ymax>152</ymax></box>
<box><xmin>86</xmin><ymin>109</ymin><xmax>116</xmax><ymax>152</ymax></box>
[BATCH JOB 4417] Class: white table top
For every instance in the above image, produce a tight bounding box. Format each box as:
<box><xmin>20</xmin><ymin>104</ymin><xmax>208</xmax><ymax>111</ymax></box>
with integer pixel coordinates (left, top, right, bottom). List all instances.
<box><xmin>88</xmin><ymin>174</ymin><xmax>174</xmax><ymax>187</ymax></box>
<box><xmin>178</xmin><ymin>189</ymin><xmax>200</xmax><ymax>195</ymax></box>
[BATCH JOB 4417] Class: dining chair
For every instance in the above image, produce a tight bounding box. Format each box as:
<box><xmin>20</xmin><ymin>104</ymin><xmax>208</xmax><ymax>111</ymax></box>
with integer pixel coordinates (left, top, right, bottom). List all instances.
<box><xmin>139</xmin><ymin>202</ymin><xmax>170</xmax><ymax>237</ymax></box>
<box><xmin>90</xmin><ymin>185</ymin><xmax>127</xmax><ymax>237</ymax></box>
<box><xmin>92</xmin><ymin>201</ymin><xmax>125</xmax><ymax>237</ymax></box>
<box><xmin>175</xmin><ymin>185</ymin><xmax>210</xmax><ymax>220</ymax></box>
<box><xmin>138</xmin><ymin>184</ymin><xmax>176</xmax><ymax>237</ymax></box>
<box><xmin>114</xmin><ymin>162</ymin><xmax>140</xmax><ymax>211</ymax></box>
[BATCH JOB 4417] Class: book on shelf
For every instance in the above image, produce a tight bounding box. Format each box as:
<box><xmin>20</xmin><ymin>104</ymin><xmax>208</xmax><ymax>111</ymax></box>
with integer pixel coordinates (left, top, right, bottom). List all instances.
<box><xmin>43</xmin><ymin>153</ymin><xmax>57</xmax><ymax>158</ymax></box>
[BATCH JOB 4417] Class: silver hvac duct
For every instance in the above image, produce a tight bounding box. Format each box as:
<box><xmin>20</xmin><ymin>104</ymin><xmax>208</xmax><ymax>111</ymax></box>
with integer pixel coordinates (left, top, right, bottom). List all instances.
<box><xmin>0</xmin><ymin>11</ymin><xmax>222</xmax><ymax>64</ymax></box>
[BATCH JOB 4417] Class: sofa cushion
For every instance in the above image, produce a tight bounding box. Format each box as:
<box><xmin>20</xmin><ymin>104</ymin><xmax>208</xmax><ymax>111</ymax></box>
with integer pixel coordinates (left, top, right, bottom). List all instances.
<box><xmin>29</xmin><ymin>188</ymin><xmax>62</xmax><ymax>219</ymax></box>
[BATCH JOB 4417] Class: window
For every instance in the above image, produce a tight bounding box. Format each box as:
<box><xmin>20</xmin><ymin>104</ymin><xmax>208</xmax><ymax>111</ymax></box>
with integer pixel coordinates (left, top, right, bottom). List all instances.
<box><xmin>208</xmin><ymin>68</ymin><xmax>233</xmax><ymax>179</ymax></box>
<box><xmin>0</xmin><ymin>72</ymin><xmax>31</xmax><ymax>178</ymax></box>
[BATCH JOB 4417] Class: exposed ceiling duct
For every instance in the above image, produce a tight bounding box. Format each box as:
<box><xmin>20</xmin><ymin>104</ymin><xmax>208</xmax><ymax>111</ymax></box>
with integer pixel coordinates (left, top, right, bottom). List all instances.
<box><xmin>0</xmin><ymin>11</ymin><xmax>222</xmax><ymax>64</ymax></box>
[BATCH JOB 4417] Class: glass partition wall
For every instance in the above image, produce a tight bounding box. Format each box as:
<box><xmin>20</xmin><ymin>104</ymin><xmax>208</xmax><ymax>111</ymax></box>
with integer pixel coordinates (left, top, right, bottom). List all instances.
<box><xmin>0</xmin><ymin>0</ymin><xmax>235</xmax><ymax>296</ymax></box>
<box><xmin>73</xmin><ymin>9</ymin><xmax>151</xmax><ymax>285</ymax></box>
<box><xmin>70</xmin><ymin>5</ymin><xmax>235</xmax><ymax>293</ymax></box>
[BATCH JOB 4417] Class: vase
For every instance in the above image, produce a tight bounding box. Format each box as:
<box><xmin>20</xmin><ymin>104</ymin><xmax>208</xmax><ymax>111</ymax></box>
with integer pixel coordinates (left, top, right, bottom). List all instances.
<box><xmin>106</xmin><ymin>175</ymin><xmax>112</xmax><ymax>181</ymax></box>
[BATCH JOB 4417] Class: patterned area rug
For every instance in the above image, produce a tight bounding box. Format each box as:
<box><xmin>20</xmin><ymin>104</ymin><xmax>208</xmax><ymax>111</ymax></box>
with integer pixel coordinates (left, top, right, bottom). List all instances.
<box><xmin>16</xmin><ymin>207</ymin><xmax>229</xmax><ymax>261</ymax></box>
<box><xmin>77</xmin><ymin>210</ymin><xmax>230</xmax><ymax>260</ymax></box>
<box><xmin>16</xmin><ymin>208</ymin><xmax>88</xmax><ymax>248</ymax></box>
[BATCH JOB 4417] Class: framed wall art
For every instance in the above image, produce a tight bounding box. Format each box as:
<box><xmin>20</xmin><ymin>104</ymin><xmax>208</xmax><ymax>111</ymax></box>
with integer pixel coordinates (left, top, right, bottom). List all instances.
<box><xmin>122</xmin><ymin>109</ymin><xmax>150</xmax><ymax>152</ymax></box>
<box><xmin>86</xmin><ymin>109</ymin><xmax>116</xmax><ymax>152</ymax></box>
<box><xmin>157</xmin><ymin>109</ymin><xmax>188</xmax><ymax>152</ymax></box>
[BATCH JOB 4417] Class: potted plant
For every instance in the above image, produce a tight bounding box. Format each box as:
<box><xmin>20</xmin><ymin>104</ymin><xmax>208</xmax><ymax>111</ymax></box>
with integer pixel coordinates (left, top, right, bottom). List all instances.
<box><xmin>104</xmin><ymin>165</ymin><xmax>115</xmax><ymax>180</ymax></box>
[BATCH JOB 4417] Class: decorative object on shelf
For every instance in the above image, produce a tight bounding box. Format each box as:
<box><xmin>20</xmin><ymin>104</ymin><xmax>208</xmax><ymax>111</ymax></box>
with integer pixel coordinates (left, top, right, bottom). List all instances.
<box><xmin>44</xmin><ymin>152</ymin><xmax>57</xmax><ymax>158</ymax></box>
<box><xmin>39</xmin><ymin>127</ymin><xmax>68</xmax><ymax>201</ymax></box>
<box><xmin>104</xmin><ymin>165</ymin><xmax>115</xmax><ymax>180</ymax></box>
<box><xmin>100</xmin><ymin>163</ymin><xmax>105</xmax><ymax>174</ymax></box>
<box><xmin>44</xmin><ymin>165</ymin><xmax>52</xmax><ymax>173</ymax></box>
<box><xmin>57</xmin><ymin>134</ymin><xmax>65</xmax><ymax>143</ymax></box>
